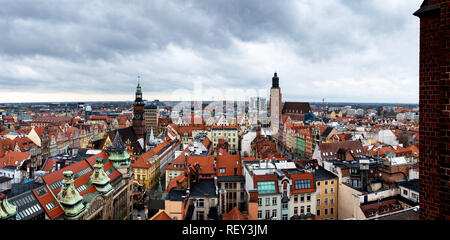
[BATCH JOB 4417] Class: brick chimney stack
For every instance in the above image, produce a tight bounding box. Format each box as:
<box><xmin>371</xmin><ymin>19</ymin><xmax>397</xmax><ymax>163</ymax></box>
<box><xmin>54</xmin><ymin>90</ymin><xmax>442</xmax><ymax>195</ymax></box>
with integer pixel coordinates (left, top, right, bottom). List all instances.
<box><xmin>413</xmin><ymin>0</ymin><xmax>450</xmax><ymax>220</ymax></box>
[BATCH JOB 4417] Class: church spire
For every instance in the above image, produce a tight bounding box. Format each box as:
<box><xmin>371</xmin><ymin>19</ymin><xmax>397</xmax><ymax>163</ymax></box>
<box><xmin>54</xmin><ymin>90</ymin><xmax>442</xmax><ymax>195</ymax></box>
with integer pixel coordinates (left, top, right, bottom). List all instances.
<box><xmin>272</xmin><ymin>72</ymin><xmax>279</xmax><ymax>88</ymax></box>
<box><xmin>135</xmin><ymin>76</ymin><xmax>143</xmax><ymax>105</ymax></box>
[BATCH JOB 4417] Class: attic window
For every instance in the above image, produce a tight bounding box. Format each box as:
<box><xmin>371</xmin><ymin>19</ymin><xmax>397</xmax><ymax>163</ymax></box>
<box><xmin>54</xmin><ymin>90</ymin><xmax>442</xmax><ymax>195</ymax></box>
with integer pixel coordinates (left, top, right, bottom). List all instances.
<box><xmin>46</xmin><ymin>201</ymin><xmax>57</xmax><ymax>211</ymax></box>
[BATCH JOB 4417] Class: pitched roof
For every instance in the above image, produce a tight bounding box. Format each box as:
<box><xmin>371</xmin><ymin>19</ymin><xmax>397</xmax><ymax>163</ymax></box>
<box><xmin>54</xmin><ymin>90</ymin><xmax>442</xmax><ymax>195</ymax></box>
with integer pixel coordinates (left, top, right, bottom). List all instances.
<box><xmin>318</xmin><ymin>140</ymin><xmax>365</xmax><ymax>161</ymax></box>
<box><xmin>223</xmin><ymin>206</ymin><xmax>248</xmax><ymax>220</ymax></box>
<box><xmin>290</xmin><ymin>172</ymin><xmax>315</xmax><ymax>194</ymax></box>
<box><xmin>0</xmin><ymin>152</ymin><xmax>31</xmax><ymax>168</ymax></box>
<box><xmin>399</xmin><ymin>179</ymin><xmax>419</xmax><ymax>192</ymax></box>
<box><xmin>282</xmin><ymin>102</ymin><xmax>311</xmax><ymax>114</ymax></box>
<box><xmin>216</xmin><ymin>155</ymin><xmax>242</xmax><ymax>177</ymax></box>
<box><xmin>132</xmin><ymin>140</ymin><xmax>174</xmax><ymax>169</ymax></box>
<box><xmin>187</xmin><ymin>155</ymin><xmax>215</xmax><ymax>176</ymax></box>
<box><xmin>149</xmin><ymin>210</ymin><xmax>172</xmax><ymax>220</ymax></box>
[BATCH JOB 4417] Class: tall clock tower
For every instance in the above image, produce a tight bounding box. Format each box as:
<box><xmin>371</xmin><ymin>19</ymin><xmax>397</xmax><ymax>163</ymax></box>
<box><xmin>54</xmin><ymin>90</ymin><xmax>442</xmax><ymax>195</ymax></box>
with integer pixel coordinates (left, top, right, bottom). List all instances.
<box><xmin>132</xmin><ymin>80</ymin><xmax>146</xmax><ymax>141</ymax></box>
<box><xmin>270</xmin><ymin>72</ymin><xmax>282</xmax><ymax>139</ymax></box>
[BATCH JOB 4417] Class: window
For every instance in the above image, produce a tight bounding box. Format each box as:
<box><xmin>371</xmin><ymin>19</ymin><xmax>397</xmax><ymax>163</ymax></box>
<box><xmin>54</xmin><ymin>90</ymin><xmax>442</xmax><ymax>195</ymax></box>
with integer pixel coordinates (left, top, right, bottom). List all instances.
<box><xmin>265</xmin><ymin>197</ymin><xmax>270</xmax><ymax>206</ymax></box>
<box><xmin>325</xmin><ymin>208</ymin><xmax>328</xmax><ymax>215</ymax></box>
<box><xmin>324</xmin><ymin>198</ymin><xmax>328</xmax><ymax>206</ymax></box>
<box><xmin>403</xmin><ymin>189</ymin><xmax>408</xmax><ymax>196</ymax></box>
<box><xmin>330</xmin><ymin>187</ymin><xmax>334</xmax><ymax>193</ymax></box>
<box><xmin>219</xmin><ymin>168</ymin><xmax>226</xmax><ymax>174</ymax></box>
<box><xmin>317</xmin><ymin>189</ymin><xmax>321</xmax><ymax>195</ymax></box>
<box><xmin>196</xmin><ymin>211</ymin><xmax>204</xmax><ymax>220</ymax></box>
<box><xmin>331</xmin><ymin>180</ymin><xmax>334</xmax><ymax>185</ymax></box>
<box><xmin>325</xmin><ymin>181</ymin><xmax>328</xmax><ymax>185</ymax></box>
<box><xmin>317</xmin><ymin>199</ymin><xmax>321</xmax><ymax>206</ymax></box>
<box><xmin>257</xmin><ymin>181</ymin><xmax>276</xmax><ymax>194</ymax></box>
<box><xmin>282</xmin><ymin>203</ymin><xmax>288</xmax><ymax>210</ymax></box>
<box><xmin>317</xmin><ymin>182</ymin><xmax>321</xmax><ymax>186</ymax></box>
<box><xmin>294</xmin><ymin>195</ymin><xmax>298</xmax><ymax>203</ymax></box>
<box><xmin>330</xmin><ymin>197</ymin><xmax>334</xmax><ymax>205</ymax></box>
<box><xmin>324</xmin><ymin>188</ymin><xmax>328</xmax><ymax>194</ymax></box>
<box><xmin>300</xmin><ymin>195</ymin><xmax>305</xmax><ymax>202</ymax></box>
<box><xmin>300</xmin><ymin>206</ymin><xmax>304</xmax><ymax>214</ymax></box>
<box><xmin>272</xmin><ymin>197</ymin><xmax>277</xmax><ymax>205</ymax></box>
<box><xmin>197</xmin><ymin>199</ymin><xmax>204</xmax><ymax>208</ymax></box>
<box><xmin>411</xmin><ymin>192</ymin><xmax>419</xmax><ymax>201</ymax></box>
<box><xmin>258</xmin><ymin>210</ymin><xmax>262</xmax><ymax>219</ymax></box>
<box><xmin>258</xmin><ymin>198</ymin><xmax>262</xmax><ymax>206</ymax></box>
<box><xmin>272</xmin><ymin>209</ymin><xmax>277</xmax><ymax>218</ymax></box>
<box><xmin>265</xmin><ymin>210</ymin><xmax>270</xmax><ymax>219</ymax></box>
<box><xmin>307</xmin><ymin>205</ymin><xmax>311</xmax><ymax>213</ymax></box>
<box><xmin>294</xmin><ymin>207</ymin><xmax>299</xmax><ymax>215</ymax></box>
<box><xmin>282</xmin><ymin>214</ymin><xmax>288</xmax><ymax>220</ymax></box>
<box><xmin>317</xmin><ymin>210</ymin><xmax>321</xmax><ymax>216</ymax></box>
<box><xmin>295</xmin><ymin>180</ymin><xmax>311</xmax><ymax>190</ymax></box>
<box><xmin>307</xmin><ymin>194</ymin><xmax>311</xmax><ymax>202</ymax></box>
<box><xmin>330</xmin><ymin>208</ymin><xmax>334</xmax><ymax>214</ymax></box>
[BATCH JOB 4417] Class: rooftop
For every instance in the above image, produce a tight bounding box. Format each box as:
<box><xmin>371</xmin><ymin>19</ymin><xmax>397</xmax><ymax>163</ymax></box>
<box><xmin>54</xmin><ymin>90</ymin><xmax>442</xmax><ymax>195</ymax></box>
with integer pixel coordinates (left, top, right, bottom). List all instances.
<box><xmin>398</xmin><ymin>179</ymin><xmax>419</xmax><ymax>192</ymax></box>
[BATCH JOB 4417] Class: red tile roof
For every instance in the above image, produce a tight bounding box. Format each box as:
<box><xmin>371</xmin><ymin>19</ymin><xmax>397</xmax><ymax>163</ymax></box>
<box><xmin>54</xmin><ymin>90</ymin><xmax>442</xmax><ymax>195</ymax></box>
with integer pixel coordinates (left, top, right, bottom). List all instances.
<box><xmin>32</xmin><ymin>185</ymin><xmax>65</xmax><ymax>220</ymax></box>
<box><xmin>132</xmin><ymin>140</ymin><xmax>171</xmax><ymax>169</ymax></box>
<box><xmin>0</xmin><ymin>152</ymin><xmax>30</xmax><ymax>168</ymax></box>
<box><xmin>41</xmin><ymin>158</ymin><xmax>58</xmax><ymax>172</ymax></box>
<box><xmin>223</xmin><ymin>206</ymin><xmax>248</xmax><ymax>220</ymax></box>
<box><xmin>150</xmin><ymin>210</ymin><xmax>172</xmax><ymax>220</ymax></box>
<box><xmin>361</xmin><ymin>198</ymin><xmax>403</xmax><ymax>218</ymax></box>
<box><xmin>216</xmin><ymin>155</ymin><xmax>242</xmax><ymax>177</ymax></box>
<box><xmin>187</xmin><ymin>155</ymin><xmax>215</xmax><ymax>177</ymax></box>
<box><xmin>290</xmin><ymin>172</ymin><xmax>315</xmax><ymax>194</ymax></box>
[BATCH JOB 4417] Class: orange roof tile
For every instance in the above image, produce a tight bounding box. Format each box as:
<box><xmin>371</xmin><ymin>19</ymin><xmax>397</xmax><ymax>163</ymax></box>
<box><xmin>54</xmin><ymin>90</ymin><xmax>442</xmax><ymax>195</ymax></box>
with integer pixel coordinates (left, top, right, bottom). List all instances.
<box><xmin>150</xmin><ymin>210</ymin><xmax>172</xmax><ymax>220</ymax></box>
<box><xmin>216</xmin><ymin>155</ymin><xmax>242</xmax><ymax>177</ymax></box>
<box><xmin>223</xmin><ymin>207</ymin><xmax>248</xmax><ymax>220</ymax></box>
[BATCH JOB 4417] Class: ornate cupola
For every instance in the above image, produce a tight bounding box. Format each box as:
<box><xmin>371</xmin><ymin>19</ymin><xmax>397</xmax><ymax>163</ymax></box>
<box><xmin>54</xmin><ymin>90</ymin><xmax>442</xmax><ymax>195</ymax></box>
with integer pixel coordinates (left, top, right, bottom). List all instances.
<box><xmin>107</xmin><ymin>130</ymin><xmax>131</xmax><ymax>170</ymax></box>
<box><xmin>0</xmin><ymin>194</ymin><xmax>17</xmax><ymax>220</ymax></box>
<box><xmin>135</xmin><ymin>82</ymin><xmax>144</xmax><ymax>105</ymax></box>
<box><xmin>272</xmin><ymin>72</ymin><xmax>279</xmax><ymax>88</ymax></box>
<box><xmin>57</xmin><ymin>171</ymin><xmax>87</xmax><ymax>220</ymax></box>
<box><xmin>90</xmin><ymin>158</ymin><xmax>114</xmax><ymax>196</ymax></box>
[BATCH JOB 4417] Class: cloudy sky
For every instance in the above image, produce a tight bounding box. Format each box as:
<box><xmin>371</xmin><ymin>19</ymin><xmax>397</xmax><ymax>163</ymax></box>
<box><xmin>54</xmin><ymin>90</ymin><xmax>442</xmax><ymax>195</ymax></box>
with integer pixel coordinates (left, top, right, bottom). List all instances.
<box><xmin>0</xmin><ymin>0</ymin><xmax>422</xmax><ymax>103</ymax></box>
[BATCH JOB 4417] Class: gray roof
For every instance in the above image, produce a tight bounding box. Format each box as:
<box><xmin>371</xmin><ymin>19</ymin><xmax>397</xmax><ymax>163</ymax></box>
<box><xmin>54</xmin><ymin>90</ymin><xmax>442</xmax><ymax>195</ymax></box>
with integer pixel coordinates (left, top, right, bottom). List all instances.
<box><xmin>216</xmin><ymin>175</ymin><xmax>245</xmax><ymax>182</ymax></box>
<box><xmin>399</xmin><ymin>179</ymin><xmax>419</xmax><ymax>192</ymax></box>
<box><xmin>8</xmin><ymin>190</ymin><xmax>45</xmax><ymax>220</ymax></box>
<box><xmin>0</xmin><ymin>176</ymin><xmax>12</xmax><ymax>183</ymax></box>
<box><xmin>167</xmin><ymin>189</ymin><xmax>186</xmax><ymax>201</ymax></box>
<box><xmin>313</xmin><ymin>166</ymin><xmax>338</xmax><ymax>181</ymax></box>
<box><xmin>190</xmin><ymin>179</ymin><xmax>217</xmax><ymax>197</ymax></box>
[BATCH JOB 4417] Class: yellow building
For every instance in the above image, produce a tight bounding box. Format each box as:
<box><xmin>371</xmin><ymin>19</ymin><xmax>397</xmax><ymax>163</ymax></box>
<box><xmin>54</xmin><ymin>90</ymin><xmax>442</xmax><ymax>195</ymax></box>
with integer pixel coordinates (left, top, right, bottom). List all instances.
<box><xmin>328</xmin><ymin>111</ymin><xmax>336</xmax><ymax>119</ymax></box>
<box><xmin>314</xmin><ymin>167</ymin><xmax>339</xmax><ymax>220</ymax></box>
<box><xmin>210</xmin><ymin>126</ymin><xmax>240</xmax><ymax>154</ymax></box>
<box><xmin>132</xmin><ymin>140</ymin><xmax>175</xmax><ymax>190</ymax></box>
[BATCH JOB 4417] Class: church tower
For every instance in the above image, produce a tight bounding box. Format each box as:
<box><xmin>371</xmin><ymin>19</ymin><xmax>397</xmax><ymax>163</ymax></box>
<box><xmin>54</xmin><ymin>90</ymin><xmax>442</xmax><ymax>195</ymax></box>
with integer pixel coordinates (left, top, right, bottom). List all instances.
<box><xmin>269</xmin><ymin>72</ymin><xmax>282</xmax><ymax>138</ymax></box>
<box><xmin>132</xmin><ymin>78</ymin><xmax>146</xmax><ymax>141</ymax></box>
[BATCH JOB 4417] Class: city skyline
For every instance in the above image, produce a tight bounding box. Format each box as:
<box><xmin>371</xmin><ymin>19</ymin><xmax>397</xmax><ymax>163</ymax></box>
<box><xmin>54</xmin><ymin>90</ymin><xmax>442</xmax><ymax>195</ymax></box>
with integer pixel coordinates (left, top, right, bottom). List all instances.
<box><xmin>0</xmin><ymin>0</ymin><xmax>421</xmax><ymax>104</ymax></box>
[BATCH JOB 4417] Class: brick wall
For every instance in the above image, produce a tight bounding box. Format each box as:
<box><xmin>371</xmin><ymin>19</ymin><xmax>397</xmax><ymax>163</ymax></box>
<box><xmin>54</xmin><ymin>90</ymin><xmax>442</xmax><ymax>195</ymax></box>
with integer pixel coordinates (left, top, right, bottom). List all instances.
<box><xmin>414</xmin><ymin>0</ymin><xmax>450</xmax><ymax>220</ymax></box>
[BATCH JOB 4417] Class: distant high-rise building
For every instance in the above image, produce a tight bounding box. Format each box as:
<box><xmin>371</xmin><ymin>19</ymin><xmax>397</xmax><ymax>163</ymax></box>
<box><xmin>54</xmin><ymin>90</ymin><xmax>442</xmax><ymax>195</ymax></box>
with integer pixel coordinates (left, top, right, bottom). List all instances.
<box><xmin>144</xmin><ymin>101</ymin><xmax>159</xmax><ymax>138</ymax></box>
<box><xmin>132</xmin><ymin>81</ymin><xmax>146</xmax><ymax>142</ymax></box>
<box><xmin>414</xmin><ymin>0</ymin><xmax>450</xmax><ymax>220</ymax></box>
<box><xmin>270</xmin><ymin>73</ymin><xmax>282</xmax><ymax>137</ymax></box>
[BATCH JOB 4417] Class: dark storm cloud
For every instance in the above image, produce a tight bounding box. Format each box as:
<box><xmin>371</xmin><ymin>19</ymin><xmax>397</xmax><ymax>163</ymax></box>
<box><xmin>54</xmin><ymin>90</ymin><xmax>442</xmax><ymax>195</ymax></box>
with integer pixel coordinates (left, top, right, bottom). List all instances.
<box><xmin>0</xmin><ymin>0</ymin><xmax>421</xmax><ymax>103</ymax></box>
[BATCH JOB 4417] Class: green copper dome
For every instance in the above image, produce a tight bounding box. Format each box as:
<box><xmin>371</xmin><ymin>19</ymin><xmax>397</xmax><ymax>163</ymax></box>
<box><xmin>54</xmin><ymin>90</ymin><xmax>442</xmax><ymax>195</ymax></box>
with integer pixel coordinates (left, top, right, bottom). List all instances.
<box><xmin>0</xmin><ymin>194</ymin><xmax>17</xmax><ymax>220</ymax></box>
<box><xmin>107</xmin><ymin>131</ymin><xmax>131</xmax><ymax>169</ymax></box>
<box><xmin>90</xmin><ymin>158</ymin><xmax>113</xmax><ymax>196</ymax></box>
<box><xmin>57</xmin><ymin>171</ymin><xmax>87</xmax><ymax>220</ymax></box>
